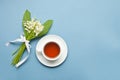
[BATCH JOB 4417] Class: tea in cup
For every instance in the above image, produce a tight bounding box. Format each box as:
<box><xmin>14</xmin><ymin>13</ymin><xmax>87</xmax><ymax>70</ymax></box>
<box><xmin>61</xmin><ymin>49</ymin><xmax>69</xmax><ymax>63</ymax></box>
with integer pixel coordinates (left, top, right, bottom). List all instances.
<box><xmin>41</xmin><ymin>41</ymin><xmax>61</xmax><ymax>61</ymax></box>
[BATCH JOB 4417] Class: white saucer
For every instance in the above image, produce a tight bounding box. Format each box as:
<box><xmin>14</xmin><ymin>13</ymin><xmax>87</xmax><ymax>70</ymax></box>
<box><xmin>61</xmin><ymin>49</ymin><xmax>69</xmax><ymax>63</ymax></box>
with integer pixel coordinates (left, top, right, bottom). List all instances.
<box><xmin>36</xmin><ymin>35</ymin><xmax>68</xmax><ymax>67</ymax></box>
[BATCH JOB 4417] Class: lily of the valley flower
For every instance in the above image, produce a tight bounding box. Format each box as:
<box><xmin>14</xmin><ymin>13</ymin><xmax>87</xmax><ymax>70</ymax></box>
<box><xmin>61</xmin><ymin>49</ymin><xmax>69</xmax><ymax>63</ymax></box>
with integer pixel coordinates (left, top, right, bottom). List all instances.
<box><xmin>24</xmin><ymin>19</ymin><xmax>44</xmax><ymax>36</ymax></box>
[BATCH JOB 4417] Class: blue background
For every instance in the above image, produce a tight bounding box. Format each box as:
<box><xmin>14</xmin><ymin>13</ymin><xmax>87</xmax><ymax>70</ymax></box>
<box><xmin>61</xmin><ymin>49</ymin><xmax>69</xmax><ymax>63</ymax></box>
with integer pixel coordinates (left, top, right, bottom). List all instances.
<box><xmin>0</xmin><ymin>0</ymin><xmax>120</xmax><ymax>80</ymax></box>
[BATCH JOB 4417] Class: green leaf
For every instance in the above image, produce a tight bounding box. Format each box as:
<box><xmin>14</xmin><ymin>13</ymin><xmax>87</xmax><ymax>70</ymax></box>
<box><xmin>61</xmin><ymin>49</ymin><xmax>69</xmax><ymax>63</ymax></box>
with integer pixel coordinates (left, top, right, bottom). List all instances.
<box><xmin>11</xmin><ymin>43</ymin><xmax>26</xmax><ymax>65</ymax></box>
<box><xmin>12</xmin><ymin>48</ymin><xmax>19</xmax><ymax>56</ymax></box>
<box><xmin>22</xmin><ymin>10</ymin><xmax>31</xmax><ymax>37</ymax></box>
<box><xmin>37</xmin><ymin>20</ymin><xmax>53</xmax><ymax>37</ymax></box>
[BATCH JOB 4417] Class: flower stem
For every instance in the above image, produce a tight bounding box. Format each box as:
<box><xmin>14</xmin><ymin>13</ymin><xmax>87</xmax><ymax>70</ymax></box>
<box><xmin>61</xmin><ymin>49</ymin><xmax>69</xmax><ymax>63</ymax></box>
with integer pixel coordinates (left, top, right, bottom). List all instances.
<box><xmin>12</xmin><ymin>43</ymin><xmax>26</xmax><ymax>65</ymax></box>
<box><xmin>11</xmin><ymin>30</ymin><xmax>34</xmax><ymax>66</ymax></box>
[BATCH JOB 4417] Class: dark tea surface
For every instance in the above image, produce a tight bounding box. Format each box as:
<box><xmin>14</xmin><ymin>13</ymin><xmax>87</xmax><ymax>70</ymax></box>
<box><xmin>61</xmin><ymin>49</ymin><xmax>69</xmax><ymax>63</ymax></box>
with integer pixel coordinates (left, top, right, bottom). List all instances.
<box><xmin>44</xmin><ymin>42</ymin><xmax>60</xmax><ymax>58</ymax></box>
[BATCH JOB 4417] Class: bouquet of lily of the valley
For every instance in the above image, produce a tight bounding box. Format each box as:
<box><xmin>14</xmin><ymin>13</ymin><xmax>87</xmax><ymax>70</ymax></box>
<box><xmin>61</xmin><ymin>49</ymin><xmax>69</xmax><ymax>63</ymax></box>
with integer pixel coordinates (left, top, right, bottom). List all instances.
<box><xmin>6</xmin><ymin>10</ymin><xmax>53</xmax><ymax>68</ymax></box>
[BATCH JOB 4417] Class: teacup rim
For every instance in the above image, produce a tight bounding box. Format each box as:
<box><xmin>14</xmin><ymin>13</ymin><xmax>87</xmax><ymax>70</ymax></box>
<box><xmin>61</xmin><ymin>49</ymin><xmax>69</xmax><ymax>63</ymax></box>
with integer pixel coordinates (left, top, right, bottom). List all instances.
<box><xmin>42</xmin><ymin>41</ymin><xmax>62</xmax><ymax>61</ymax></box>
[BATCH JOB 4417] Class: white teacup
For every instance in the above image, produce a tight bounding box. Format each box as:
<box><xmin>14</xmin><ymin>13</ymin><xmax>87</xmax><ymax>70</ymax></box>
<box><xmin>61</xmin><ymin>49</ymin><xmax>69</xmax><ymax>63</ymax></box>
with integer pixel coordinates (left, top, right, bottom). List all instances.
<box><xmin>39</xmin><ymin>41</ymin><xmax>62</xmax><ymax>61</ymax></box>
